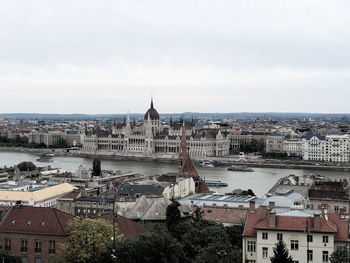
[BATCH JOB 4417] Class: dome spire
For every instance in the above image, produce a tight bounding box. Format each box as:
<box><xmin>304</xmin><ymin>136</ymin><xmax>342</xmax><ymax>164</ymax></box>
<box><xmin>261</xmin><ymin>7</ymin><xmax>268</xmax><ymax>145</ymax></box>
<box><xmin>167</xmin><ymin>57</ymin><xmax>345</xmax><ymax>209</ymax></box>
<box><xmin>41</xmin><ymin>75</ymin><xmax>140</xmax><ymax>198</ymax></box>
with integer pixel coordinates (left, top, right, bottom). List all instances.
<box><xmin>150</xmin><ymin>97</ymin><xmax>154</xmax><ymax>108</ymax></box>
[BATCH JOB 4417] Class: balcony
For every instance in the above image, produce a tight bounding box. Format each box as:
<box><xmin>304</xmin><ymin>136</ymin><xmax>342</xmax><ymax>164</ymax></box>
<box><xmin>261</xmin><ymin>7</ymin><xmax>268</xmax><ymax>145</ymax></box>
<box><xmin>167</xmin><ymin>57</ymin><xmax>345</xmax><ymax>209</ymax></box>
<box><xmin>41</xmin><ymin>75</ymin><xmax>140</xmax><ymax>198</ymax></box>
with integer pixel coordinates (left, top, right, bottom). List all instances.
<box><xmin>35</xmin><ymin>248</ymin><xmax>41</xmax><ymax>253</ymax></box>
<box><xmin>20</xmin><ymin>247</ymin><xmax>27</xmax><ymax>252</ymax></box>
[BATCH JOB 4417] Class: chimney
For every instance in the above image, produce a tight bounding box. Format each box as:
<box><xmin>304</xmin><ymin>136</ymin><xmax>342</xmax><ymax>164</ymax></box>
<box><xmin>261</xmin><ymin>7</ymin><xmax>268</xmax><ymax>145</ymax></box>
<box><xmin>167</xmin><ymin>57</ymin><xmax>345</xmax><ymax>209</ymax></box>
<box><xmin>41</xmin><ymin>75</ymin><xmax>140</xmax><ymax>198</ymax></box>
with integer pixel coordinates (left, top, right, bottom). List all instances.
<box><xmin>249</xmin><ymin>201</ymin><xmax>255</xmax><ymax>212</ymax></box>
<box><xmin>269</xmin><ymin>212</ymin><xmax>276</xmax><ymax>228</ymax></box>
<box><xmin>269</xmin><ymin>201</ymin><xmax>275</xmax><ymax>210</ymax></box>
<box><xmin>314</xmin><ymin>213</ymin><xmax>321</xmax><ymax>230</ymax></box>
<box><xmin>261</xmin><ymin>206</ymin><xmax>268</xmax><ymax>219</ymax></box>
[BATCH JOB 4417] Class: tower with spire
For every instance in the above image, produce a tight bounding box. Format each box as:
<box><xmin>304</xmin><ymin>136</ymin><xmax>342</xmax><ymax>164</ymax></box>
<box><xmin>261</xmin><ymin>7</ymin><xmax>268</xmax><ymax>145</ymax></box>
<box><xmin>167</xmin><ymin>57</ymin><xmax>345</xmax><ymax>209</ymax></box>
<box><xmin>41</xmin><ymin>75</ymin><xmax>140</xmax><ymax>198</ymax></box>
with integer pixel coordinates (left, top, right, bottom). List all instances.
<box><xmin>178</xmin><ymin>121</ymin><xmax>210</xmax><ymax>193</ymax></box>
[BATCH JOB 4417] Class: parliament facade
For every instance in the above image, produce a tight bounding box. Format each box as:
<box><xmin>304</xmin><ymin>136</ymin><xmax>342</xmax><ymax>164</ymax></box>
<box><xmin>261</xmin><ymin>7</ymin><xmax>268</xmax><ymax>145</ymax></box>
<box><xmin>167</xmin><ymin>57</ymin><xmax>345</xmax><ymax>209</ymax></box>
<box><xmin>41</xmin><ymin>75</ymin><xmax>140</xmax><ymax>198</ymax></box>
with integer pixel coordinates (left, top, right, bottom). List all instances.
<box><xmin>82</xmin><ymin>100</ymin><xmax>229</xmax><ymax>158</ymax></box>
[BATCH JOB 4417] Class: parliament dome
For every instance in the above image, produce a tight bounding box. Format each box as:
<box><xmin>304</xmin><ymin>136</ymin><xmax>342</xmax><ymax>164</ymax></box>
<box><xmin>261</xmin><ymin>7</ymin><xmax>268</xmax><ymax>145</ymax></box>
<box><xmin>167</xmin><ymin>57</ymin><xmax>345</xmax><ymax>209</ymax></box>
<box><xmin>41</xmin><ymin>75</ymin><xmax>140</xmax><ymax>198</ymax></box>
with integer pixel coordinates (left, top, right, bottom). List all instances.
<box><xmin>144</xmin><ymin>99</ymin><xmax>160</xmax><ymax>120</ymax></box>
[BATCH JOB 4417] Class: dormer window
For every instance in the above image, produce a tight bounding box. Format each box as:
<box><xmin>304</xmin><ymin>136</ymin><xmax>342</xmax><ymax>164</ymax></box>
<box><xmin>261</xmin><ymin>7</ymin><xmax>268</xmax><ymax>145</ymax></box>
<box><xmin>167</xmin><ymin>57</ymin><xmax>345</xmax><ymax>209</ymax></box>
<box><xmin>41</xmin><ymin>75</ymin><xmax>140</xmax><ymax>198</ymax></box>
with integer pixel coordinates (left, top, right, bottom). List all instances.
<box><xmin>27</xmin><ymin>221</ymin><xmax>31</xmax><ymax>226</ymax></box>
<box><xmin>40</xmin><ymin>222</ymin><xmax>45</xmax><ymax>227</ymax></box>
<box><xmin>10</xmin><ymin>220</ymin><xmax>15</xmax><ymax>225</ymax></box>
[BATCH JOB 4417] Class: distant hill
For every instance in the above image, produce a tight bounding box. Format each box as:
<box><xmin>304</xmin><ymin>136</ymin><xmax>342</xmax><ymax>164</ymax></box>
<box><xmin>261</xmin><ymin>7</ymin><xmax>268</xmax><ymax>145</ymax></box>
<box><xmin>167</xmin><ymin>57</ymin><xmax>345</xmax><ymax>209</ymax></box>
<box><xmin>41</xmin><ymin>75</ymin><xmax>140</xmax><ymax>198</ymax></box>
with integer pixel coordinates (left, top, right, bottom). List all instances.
<box><xmin>1</xmin><ymin>112</ymin><xmax>350</xmax><ymax>121</ymax></box>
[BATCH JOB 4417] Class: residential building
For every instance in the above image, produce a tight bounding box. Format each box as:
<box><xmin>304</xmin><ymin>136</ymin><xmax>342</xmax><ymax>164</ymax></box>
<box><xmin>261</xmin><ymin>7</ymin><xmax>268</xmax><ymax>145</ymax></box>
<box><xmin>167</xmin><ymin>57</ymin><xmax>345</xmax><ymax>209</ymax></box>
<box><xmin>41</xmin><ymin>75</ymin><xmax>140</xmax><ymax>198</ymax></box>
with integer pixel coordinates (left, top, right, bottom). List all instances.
<box><xmin>0</xmin><ymin>205</ymin><xmax>74</xmax><ymax>263</ymax></box>
<box><xmin>308</xmin><ymin>179</ymin><xmax>349</xmax><ymax>214</ymax></box>
<box><xmin>243</xmin><ymin>203</ymin><xmax>349</xmax><ymax>263</ymax></box>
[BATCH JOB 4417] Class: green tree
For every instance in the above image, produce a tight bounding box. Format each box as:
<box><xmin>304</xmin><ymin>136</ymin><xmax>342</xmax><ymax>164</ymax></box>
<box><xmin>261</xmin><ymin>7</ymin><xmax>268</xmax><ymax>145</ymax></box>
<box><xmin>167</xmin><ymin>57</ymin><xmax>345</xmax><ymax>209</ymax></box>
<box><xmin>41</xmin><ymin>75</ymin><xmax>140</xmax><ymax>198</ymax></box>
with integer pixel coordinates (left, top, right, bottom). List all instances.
<box><xmin>270</xmin><ymin>240</ymin><xmax>293</xmax><ymax>263</ymax></box>
<box><xmin>92</xmin><ymin>159</ymin><xmax>101</xmax><ymax>177</ymax></box>
<box><xmin>180</xmin><ymin>219</ymin><xmax>241</xmax><ymax>263</ymax></box>
<box><xmin>192</xmin><ymin>207</ymin><xmax>204</xmax><ymax>223</ymax></box>
<box><xmin>17</xmin><ymin>161</ymin><xmax>36</xmax><ymax>171</ymax></box>
<box><xmin>330</xmin><ymin>247</ymin><xmax>350</xmax><ymax>263</ymax></box>
<box><xmin>115</xmin><ymin>230</ymin><xmax>186</xmax><ymax>263</ymax></box>
<box><xmin>240</xmin><ymin>189</ymin><xmax>255</xmax><ymax>196</ymax></box>
<box><xmin>166</xmin><ymin>198</ymin><xmax>181</xmax><ymax>232</ymax></box>
<box><xmin>56</xmin><ymin>218</ymin><xmax>118</xmax><ymax>263</ymax></box>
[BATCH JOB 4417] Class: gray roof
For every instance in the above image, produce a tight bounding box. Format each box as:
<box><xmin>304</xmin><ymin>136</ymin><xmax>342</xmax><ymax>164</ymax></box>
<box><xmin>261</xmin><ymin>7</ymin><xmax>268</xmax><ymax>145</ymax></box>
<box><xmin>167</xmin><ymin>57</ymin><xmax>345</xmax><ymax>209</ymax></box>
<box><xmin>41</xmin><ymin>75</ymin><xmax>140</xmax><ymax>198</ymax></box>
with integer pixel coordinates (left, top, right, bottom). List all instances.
<box><xmin>115</xmin><ymin>184</ymin><xmax>164</xmax><ymax>198</ymax></box>
<box><xmin>304</xmin><ymin>128</ymin><xmax>325</xmax><ymax>140</ymax></box>
<box><xmin>179</xmin><ymin>194</ymin><xmax>261</xmax><ymax>208</ymax></box>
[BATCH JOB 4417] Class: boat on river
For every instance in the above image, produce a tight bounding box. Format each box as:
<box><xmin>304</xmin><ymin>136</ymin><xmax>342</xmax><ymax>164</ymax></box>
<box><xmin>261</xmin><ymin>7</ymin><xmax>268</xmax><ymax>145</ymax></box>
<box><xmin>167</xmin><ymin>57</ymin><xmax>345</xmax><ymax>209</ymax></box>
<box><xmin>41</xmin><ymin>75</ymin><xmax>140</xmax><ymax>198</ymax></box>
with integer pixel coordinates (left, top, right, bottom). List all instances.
<box><xmin>204</xmin><ymin>179</ymin><xmax>228</xmax><ymax>187</ymax></box>
<box><xmin>227</xmin><ymin>165</ymin><xmax>254</xmax><ymax>172</ymax></box>
<box><xmin>36</xmin><ymin>154</ymin><xmax>54</xmax><ymax>163</ymax></box>
<box><xmin>200</xmin><ymin>161</ymin><xmax>216</xmax><ymax>168</ymax></box>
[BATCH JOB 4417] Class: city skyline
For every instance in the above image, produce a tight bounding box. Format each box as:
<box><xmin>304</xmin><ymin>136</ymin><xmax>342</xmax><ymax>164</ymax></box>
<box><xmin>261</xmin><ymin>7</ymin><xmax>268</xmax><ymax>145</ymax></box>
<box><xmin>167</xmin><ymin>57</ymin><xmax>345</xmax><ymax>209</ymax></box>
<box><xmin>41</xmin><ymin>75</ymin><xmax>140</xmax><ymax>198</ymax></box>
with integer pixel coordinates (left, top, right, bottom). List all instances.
<box><xmin>1</xmin><ymin>1</ymin><xmax>350</xmax><ymax>114</ymax></box>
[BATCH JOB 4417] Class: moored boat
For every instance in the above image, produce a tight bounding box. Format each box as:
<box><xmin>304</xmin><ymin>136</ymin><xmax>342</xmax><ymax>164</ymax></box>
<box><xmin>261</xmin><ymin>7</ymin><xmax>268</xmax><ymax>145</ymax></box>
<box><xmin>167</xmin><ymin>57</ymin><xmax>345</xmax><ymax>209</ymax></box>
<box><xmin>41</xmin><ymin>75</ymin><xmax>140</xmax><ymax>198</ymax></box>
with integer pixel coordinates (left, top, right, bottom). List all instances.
<box><xmin>204</xmin><ymin>179</ymin><xmax>228</xmax><ymax>187</ymax></box>
<box><xmin>227</xmin><ymin>166</ymin><xmax>254</xmax><ymax>172</ymax></box>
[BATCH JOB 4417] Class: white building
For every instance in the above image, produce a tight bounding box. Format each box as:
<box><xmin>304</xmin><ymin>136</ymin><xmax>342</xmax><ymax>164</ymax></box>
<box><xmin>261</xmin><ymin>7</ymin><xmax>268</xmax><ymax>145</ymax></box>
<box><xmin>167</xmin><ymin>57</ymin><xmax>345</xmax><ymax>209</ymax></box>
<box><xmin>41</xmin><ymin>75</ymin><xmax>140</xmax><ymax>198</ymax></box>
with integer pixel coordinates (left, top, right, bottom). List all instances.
<box><xmin>283</xmin><ymin>139</ymin><xmax>303</xmax><ymax>157</ymax></box>
<box><xmin>82</xmin><ymin>99</ymin><xmax>230</xmax><ymax>158</ymax></box>
<box><xmin>243</xmin><ymin>203</ymin><xmax>349</xmax><ymax>263</ymax></box>
<box><xmin>302</xmin><ymin>129</ymin><xmax>350</xmax><ymax>163</ymax></box>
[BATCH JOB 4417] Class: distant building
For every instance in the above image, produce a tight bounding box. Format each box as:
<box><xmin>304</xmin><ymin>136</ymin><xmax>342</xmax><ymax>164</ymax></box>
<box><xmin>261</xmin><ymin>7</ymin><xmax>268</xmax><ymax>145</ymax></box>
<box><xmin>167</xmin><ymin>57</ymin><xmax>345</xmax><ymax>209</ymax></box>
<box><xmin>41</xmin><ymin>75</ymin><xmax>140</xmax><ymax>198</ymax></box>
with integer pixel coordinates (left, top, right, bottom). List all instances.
<box><xmin>82</xmin><ymin>99</ymin><xmax>230</xmax><ymax>158</ymax></box>
<box><xmin>302</xmin><ymin>130</ymin><xmax>350</xmax><ymax>163</ymax></box>
<box><xmin>308</xmin><ymin>179</ymin><xmax>349</xmax><ymax>214</ymax></box>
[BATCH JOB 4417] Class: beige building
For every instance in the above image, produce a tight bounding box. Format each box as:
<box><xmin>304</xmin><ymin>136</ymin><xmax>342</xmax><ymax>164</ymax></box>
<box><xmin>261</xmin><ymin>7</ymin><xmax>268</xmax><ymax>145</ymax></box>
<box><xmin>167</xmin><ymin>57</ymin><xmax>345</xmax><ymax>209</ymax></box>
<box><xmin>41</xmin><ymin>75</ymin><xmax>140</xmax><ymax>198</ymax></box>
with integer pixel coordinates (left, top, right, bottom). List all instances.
<box><xmin>0</xmin><ymin>183</ymin><xmax>77</xmax><ymax>207</ymax></box>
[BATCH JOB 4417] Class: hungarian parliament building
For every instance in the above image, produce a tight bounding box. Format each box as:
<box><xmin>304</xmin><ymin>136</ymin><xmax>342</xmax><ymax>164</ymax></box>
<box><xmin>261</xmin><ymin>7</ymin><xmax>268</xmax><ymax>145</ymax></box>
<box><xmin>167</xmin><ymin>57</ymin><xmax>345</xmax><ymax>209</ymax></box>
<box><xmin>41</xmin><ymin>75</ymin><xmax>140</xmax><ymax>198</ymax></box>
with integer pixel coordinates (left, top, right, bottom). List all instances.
<box><xmin>82</xmin><ymin>100</ymin><xmax>230</xmax><ymax>157</ymax></box>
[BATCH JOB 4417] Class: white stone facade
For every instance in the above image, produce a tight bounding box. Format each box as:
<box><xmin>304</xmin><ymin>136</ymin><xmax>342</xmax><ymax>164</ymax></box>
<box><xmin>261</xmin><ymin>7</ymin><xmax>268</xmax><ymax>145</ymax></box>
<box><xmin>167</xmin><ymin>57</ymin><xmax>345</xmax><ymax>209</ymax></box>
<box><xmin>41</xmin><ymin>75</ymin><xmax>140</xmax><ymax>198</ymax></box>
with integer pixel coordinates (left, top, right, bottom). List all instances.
<box><xmin>302</xmin><ymin>134</ymin><xmax>350</xmax><ymax>163</ymax></box>
<box><xmin>82</xmin><ymin>103</ymin><xmax>230</xmax><ymax>158</ymax></box>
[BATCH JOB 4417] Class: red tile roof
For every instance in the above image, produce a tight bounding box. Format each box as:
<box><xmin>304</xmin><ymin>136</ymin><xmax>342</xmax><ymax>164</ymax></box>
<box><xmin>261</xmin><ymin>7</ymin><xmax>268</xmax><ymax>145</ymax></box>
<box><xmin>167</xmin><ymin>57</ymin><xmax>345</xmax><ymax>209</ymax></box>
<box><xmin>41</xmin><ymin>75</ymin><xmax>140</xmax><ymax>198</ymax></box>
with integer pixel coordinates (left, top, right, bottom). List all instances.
<box><xmin>243</xmin><ymin>208</ymin><xmax>265</xmax><ymax>237</ymax></box>
<box><xmin>201</xmin><ymin>205</ymin><xmax>248</xmax><ymax>224</ymax></box>
<box><xmin>99</xmin><ymin>213</ymin><xmax>148</xmax><ymax>239</ymax></box>
<box><xmin>243</xmin><ymin>207</ymin><xmax>348</xmax><ymax>242</ymax></box>
<box><xmin>255</xmin><ymin>215</ymin><xmax>336</xmax><ymax>233</ymax></box>
<box><xmin>328</xmin><ymin>212</ymin><xmax>349</xmax><ymax>242</ymax></box>
<box><xmin>0</xmin><ymin>205</ymin><xmax>74</xmax><ymax>235</ymax></box>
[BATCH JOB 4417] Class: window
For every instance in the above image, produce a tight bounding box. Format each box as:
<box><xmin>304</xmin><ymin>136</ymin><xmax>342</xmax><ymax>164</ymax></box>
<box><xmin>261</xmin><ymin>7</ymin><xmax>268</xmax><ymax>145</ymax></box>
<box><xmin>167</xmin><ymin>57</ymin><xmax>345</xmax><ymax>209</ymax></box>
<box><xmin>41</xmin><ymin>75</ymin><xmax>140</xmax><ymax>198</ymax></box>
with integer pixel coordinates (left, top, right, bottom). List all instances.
<box><xmin>291</xmin><ymin>240</ymin><xmax>299</xmax><ymax>251</ymax></box>
<box><xmin>21</xmin><ymin>239</ymin><xmax>28</xmax><ymax>252</ymax></box>
<box><xmin>323</xmin><ymin>251</ymin><xmax>329</xmax><ymax>262</ymax></box>
<box><xmin>262</xmin><ymin>247</ymin><xmax>268</xmax><ymax>258</ymax></box>
<box><xmin>35</xmin><ymin>258</ymin><xmax>42</xmax><ymax>263</ymax></box>
<box><xmin>307</xmin><ymin>250</ymin><xmax>313</xmax><ymax>262</ymax></box>
<box><xmin>247</xmin><ymin>241</ymin><xmax>256</xmax><ymax>252</ymax></box>
<box><xmin>335</xmin><ymin>206</ymin><xmax>339</xmax><ymax>212</ymax></box>
<box><xmin>262</xmin><ymin>232</ymin><xmax>268</xmax><ymax>240</ymax></box>
<box><xmin>323</xmin><ymin>236</ymin><xmax>329</xmax><ymax>243</ymax></box>
<box><xmin>5</xmin><ymin>238</ymin><xmax>11</xmax><ymax>251</ymax></box>
<box><xmin>35</xmin><ymin>240</ymin><xmax>42</xmax><ymax>253</ymax></box>
<box><xmin>277</xmin><ymin>233</ymin><xmax>283</xmax><ymax>241</ymax></box>
<box><xmin>307</xmin><ymin>234</ymin><xmax>313</xmax><ymax>242</ymax></box>
<box><xmin>49</xmin><ymin>240</ymin><xmax>56</xmax><ymax>254</ymax></box>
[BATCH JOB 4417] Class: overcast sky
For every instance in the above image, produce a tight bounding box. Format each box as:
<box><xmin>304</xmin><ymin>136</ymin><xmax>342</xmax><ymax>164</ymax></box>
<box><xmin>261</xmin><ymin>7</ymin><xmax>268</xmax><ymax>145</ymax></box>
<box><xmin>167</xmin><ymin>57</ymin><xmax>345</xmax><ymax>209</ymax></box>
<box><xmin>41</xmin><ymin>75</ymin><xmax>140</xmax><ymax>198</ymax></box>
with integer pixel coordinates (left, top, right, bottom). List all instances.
<box><xmin>1</xmin><ymin>0</ymin><xmax>350</xmax><ymax>114</ymax></box>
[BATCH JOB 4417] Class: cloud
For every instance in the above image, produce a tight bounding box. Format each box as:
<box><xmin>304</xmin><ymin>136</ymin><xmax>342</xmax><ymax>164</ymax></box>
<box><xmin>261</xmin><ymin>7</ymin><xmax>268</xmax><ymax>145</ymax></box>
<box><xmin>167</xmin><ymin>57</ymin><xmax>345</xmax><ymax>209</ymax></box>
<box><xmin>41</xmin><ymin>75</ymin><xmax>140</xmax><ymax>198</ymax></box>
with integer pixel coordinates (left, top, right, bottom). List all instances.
<box><xmin>0</xmin><ymin>0</ymin><xmax>350</xmax><ymax>113</ymax></box>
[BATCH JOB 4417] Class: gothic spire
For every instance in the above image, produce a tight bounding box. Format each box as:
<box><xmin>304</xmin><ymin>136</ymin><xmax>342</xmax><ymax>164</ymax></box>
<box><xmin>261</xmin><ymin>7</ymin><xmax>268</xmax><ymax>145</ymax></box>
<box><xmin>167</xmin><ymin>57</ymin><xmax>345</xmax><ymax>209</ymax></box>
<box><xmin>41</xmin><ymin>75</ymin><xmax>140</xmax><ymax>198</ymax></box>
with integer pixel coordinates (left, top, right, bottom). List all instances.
<box><xmin>150</xmin><ymin>97</ymin><xmax>154</xmax><ymax>108</ymax></box>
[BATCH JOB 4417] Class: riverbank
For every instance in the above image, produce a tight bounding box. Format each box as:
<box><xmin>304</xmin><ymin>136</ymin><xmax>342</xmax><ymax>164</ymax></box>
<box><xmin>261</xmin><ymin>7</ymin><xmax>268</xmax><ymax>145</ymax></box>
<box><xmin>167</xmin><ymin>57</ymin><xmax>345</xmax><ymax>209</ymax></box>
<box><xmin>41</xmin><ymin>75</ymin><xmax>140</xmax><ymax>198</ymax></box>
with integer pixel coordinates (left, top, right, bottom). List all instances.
<box><xmin>1</xmin><ymin>147</ymin><xmax>350</xmax><ymax>171</ymax></box>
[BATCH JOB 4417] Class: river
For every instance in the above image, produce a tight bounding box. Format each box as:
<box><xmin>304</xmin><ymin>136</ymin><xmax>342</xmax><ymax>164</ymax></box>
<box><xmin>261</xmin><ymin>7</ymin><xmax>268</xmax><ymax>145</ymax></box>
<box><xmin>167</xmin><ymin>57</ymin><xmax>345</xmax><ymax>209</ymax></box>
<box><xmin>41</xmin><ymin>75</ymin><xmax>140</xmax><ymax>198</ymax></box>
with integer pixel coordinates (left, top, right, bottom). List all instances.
<box><xmin>1</xmin><ymin>152</ymin><xmax>349</xmax><ymax>197</ymax></box>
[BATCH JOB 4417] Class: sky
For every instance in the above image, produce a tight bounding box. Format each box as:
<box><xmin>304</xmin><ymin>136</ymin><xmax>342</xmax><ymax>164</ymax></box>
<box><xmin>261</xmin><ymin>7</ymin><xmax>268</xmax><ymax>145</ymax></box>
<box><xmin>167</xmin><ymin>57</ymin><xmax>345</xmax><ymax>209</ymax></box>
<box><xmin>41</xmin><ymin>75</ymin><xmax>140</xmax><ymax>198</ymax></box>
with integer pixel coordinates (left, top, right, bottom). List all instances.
<box><xmin>1</xmin><ymin>0</ymin><xmax>350</xmax><ymax>114</ymax></box>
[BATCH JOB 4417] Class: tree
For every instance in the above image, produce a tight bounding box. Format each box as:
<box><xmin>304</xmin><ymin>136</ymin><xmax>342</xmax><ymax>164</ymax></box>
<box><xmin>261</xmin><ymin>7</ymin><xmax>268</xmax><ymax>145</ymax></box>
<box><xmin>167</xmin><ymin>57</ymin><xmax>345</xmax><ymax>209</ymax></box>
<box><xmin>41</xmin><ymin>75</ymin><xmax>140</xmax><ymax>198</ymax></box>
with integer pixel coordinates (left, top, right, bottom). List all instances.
<box><xmin>115</xmin><ymin>230</ymin><xmax>186</xmax><ymax>263</ymax></box>
<box><xmin>166</xmin><ymin>198</ymin><xmax>181</xmax><ymax>232</ymax></box>
<box><xmin>330</xmin><ymin>247</ymin><xmax>350</xmax><ymax>263</ymax></box>
<box><xmin>270</xmin><ymin>240</ymin><xmax>293</xmax><ymax>263</ymax></box>
<box><xmin>17</xmin><ymin>161</ymin><xmax>36</xmax><ymax>171</ymax></box>
<box><xmin>56</xmin><ymin>218</ymin><xmax>118</xmax><ymax>263</ymax></box>
<box><xmin>92</xmin><ymin>159</ymin><xmax>101</xmax><ymax>177</ymax></box>
<box><xmin>192</xmin><ymin>207</ymin><xmax>204</xmax><ymax>223</ymax></box>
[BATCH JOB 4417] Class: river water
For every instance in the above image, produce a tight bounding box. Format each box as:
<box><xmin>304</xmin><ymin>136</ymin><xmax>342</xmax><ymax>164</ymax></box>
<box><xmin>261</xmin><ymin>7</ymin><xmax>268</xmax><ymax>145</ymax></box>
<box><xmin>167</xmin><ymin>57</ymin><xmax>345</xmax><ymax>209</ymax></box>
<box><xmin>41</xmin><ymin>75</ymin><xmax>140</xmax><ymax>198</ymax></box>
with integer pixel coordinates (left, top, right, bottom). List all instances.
<box><xmin>1</xmin><ymin>152</ymin><xmax>349</xmax><ymax>197</ymax></box>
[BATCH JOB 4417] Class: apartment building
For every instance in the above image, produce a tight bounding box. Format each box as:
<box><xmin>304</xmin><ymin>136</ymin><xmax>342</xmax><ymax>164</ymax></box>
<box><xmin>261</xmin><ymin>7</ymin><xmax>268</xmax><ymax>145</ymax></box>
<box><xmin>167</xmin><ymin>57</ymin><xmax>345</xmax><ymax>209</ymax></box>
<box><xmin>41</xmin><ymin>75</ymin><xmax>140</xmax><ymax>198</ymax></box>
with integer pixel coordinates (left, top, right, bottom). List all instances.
<box><xmin>243</xmin><ymin>202</ymin><xmax>348</xmax><ymax>263</ymax></box>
